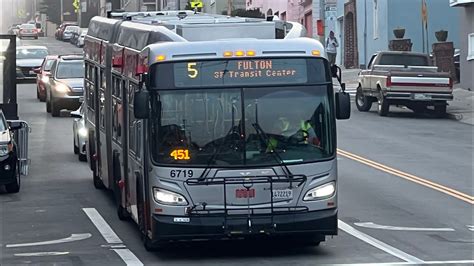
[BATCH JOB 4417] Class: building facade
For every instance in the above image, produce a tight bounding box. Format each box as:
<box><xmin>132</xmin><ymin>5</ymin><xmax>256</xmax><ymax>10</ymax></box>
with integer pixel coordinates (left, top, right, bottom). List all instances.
<box><xmin>450</xmin><ymin>0</ymin><xmax>474</xmax><ymax>90</ymax></box>
<box><xmin>203</xmin><ymin>0</ymin><xmax>246</xmax><ymax>14</ymax></box>
<box><xmin>336</xmin><ymin>0</ymin><xmax>460</xmax><ymax>69</ymax></box>
<box><xmin>245</xmin><ymin>0</ymin><xmax>325</xmax><ymax>40</ymax></box>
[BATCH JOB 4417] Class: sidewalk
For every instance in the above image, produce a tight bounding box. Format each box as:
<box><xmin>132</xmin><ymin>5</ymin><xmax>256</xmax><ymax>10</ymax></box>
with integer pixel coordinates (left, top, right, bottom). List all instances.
<box><xmin>447</xmin><ymin>88</ymin><xmax>474</xmax><ymax>125</ymax></box>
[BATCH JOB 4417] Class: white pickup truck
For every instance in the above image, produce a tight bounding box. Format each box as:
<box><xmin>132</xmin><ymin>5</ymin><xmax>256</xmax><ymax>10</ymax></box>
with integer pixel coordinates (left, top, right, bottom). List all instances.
<box><xmin>356</xmin><ymin>51</ymin><xmax>453</xmax><ymax>116</ymax></box>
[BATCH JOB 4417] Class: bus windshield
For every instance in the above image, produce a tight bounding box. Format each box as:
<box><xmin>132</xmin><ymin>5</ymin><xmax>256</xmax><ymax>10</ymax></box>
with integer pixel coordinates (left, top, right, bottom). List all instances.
<box><xmin>150</xmin><ymin>85</ymin><xmax>334</xmax><ymax>166</ymax></box>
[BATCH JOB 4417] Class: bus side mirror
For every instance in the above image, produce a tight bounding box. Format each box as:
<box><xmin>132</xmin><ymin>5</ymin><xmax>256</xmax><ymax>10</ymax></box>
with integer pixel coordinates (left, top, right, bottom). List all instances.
<box><xmin>134</xmin><ymin>90</ymin><xmax>150</xmax><ymax>119</ymax></box>
<box><xmin>331</xmin><ymin>64</ymin><xmax>342</xmax><ymax>83</ymax></box>
<box><xmin>335</xmin><ymin>92</ymin><xmax>351</xmax><ymax>120</ymax></box>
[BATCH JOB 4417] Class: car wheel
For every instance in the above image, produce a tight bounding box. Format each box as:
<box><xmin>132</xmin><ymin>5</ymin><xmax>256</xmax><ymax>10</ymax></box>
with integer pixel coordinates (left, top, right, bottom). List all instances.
<box><xmin>355</xmin><ymin>87</ymin><xmax>372</xmax><ymax>112</ymax></box>
<box><xmin>377</xmin><ymin>94</ymin><xmax>389</xmax><ymax>117</ymax></box>
<box><xmin>434</xmin><ymin>103</ymin><xmax>447</xmax><ymax>117</ymax></box>
<box><xmin>5</xmin><ymin>162</ymin><xmax>20</xmax><ymax>193</ymax></box>
<box><xmin>51</xmin><ymin>98</ymin><xmax>61</xmax><ymax>117</ymax></box>
<box><xmin>74</xmin><ymin>136</ymin><xmax>79</xmax><ymax>154</ymax></box>
<box><xmin>46</xmin><ymin>92</ymin><xmax>51</xmax><ymax>113</ymax></box>
<box><xmin>79</xmin><ymin>153</ymin><xmax>87</xmax><ymax>162</ymax></box>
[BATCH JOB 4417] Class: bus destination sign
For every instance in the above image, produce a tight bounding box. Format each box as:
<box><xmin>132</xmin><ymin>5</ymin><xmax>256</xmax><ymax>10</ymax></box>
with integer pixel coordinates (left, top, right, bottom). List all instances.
<box><xmin>173</xmin><ymin>58</ymin><xmax>308</xmax><ymax>88</ymax></box>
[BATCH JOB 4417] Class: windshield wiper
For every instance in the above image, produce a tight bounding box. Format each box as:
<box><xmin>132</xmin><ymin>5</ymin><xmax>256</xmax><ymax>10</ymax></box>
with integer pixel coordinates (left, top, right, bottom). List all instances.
<box><xmin>198</xmin><ymin>97</ymin><xmax>240</xmax><ymax>181</ymax></box>
<box><xmin>251</xmin><ymin>122</ymin><xmax>293</xmax><ymax>179</ymax></box>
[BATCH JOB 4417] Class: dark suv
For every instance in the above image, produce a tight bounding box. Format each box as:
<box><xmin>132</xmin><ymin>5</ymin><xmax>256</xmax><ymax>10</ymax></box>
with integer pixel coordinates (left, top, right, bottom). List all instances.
<box><xmin>46</xmin><ymin>55</ymin><xmax>84</xmax><ymax>117</ymax></box>
<box><xmin>0</xmin><ymin>110</ymin><xmax>20</xmax><ymax>193</ymax></box>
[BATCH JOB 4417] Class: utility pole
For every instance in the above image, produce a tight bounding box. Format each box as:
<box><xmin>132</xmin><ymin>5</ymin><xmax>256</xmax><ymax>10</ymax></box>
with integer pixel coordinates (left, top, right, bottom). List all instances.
<box><xmin>227</xmin><ymin>0</ymin><xmax>232</xmax><ymax>16</ymax></box>
<box><xmin>60</xmin><ymin>0</ymin><xmax>64</xmax><ymax>23</ymax></box>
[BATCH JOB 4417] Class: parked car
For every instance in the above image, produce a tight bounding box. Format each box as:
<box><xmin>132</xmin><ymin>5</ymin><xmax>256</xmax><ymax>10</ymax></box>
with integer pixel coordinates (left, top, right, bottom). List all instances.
<box><xmin>76</xmin><ymin>30</ymin><xmax>87</xmax><ymax>48</ymax></box>
<box><xmin>63</xmin><ymin>25</ymin><xmax>80</xmax><ymax>42</ymax></box>
<box><xmin>7</xmin><ymin>24</ymin><xmax>20</xmax><ymax>35</ymax></box>
<box><xmin>18</xmin><ymin>23</ymin><xmax>39</xmax><ymax>39</ymax></box>
<box><xmin>16</xmin><ymin>46</ymin><xmax>49</xmax><ymax>83</ymax></box>
<box><xmin>356</xmin><ymin>51</ymin><xmax>452</xmax><ymax>116</ymax></box>
<box><xmin>69</xmin><ymin>27</ymin><xmax>84</xmax><ymax>46</ymax></box>
<box><xmin>46</xmin><ymin>55</ymin><xmax>84</xmax><ymax>117</ymax></box>
<box><xmin>34</xmin><ymin>55</ymin><xmax>58</xmax><ymax>102</ymax></box>
<box><xmin>71</xmin><ymin>104</ymin><xmax>87</xmax><ymax>162</ymax></box>
<box><xmin>0</xmin><ymin>109</ymin><xmax>20</xmax><ymax>193</ymax></box>
<box><xmin>55</xmin><ymin>22</ymin><xmax>77</xmax><ymax>40</ymax></box>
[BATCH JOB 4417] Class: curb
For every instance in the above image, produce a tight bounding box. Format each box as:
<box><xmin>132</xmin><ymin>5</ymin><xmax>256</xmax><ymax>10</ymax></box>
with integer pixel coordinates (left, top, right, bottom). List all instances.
<box><xmin>446</xmin><ymin>112</ymin><xmax>462</xmax><ymax>121</ymax></box>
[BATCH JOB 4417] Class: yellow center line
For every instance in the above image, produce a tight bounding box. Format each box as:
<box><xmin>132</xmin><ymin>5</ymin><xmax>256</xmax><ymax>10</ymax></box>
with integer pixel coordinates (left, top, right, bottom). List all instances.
<box><xmin>337</xmin><ymin>149</ymin><xmax>474</xmax><ymax>205</ymax></box>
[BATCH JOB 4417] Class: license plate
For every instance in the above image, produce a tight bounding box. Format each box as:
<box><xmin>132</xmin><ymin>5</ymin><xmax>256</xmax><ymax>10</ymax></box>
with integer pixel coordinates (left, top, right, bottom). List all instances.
<box><xmin>414</xmin><ymin>93</ymin><xmax>431</xmax><ymax>100</ymax></box>
<box><xmin>29</xmin><ymin>70</ymin><xmax>35</xmax><ymax>75</ymax></box>
<box><xmin>273</xmin><ymin>189</ymin><xmax>293</xmax><ymax>199</ymax></box>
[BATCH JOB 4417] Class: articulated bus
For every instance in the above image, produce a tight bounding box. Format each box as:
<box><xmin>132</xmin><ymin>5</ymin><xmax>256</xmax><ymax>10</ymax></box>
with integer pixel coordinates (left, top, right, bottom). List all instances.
<box><xmin>84</xmin><ymin>12</ymin><xmax>350</xmax><ymax>250</ymax></box>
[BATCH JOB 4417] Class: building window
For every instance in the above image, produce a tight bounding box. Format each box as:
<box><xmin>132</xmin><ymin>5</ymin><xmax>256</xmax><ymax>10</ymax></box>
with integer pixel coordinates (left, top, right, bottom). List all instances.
<box><xmin>373</xmin><ymin>0</ymin><xmax>379</xmax><ymax>39</ymax></box>
<box><xmin>468</xmin><ymin>33</ymin><xmax>474</xmax><ymax>61</ymax></box>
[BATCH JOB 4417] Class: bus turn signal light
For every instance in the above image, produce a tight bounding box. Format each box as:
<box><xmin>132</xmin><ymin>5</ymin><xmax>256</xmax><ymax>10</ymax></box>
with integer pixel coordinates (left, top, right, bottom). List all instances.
<box><xmin>246</xmin><ymin>50</ymin><xmax>256</xmax><ymax>56</ymax></box>
<box><xmin>312</xmin><ymin>50</ymin><xmax>321</xmax><ymax>56</ymax></box>
<box><xmin>155</xmin><ymin>55</ymin><xmax>166</xmax><ymax>61</ymax></box>
<box><xmin>235</xmin><ymin>50</ymin><xmax>245</xmax><ymax>57</ymax></box>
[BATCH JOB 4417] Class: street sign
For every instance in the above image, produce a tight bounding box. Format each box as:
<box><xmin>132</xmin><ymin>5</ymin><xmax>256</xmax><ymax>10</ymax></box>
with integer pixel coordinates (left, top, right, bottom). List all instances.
<box><xmin>190</xmin><ymin>0</ymin><xmax>203</xmax><ymax>8</ymax></box>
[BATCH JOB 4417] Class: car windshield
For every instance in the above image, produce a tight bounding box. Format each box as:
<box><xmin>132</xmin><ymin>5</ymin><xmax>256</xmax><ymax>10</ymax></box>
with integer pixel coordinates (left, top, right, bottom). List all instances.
<box><xmin>44</xmin><ymin>59</ymin><xmax>56</xmax><ymax>71</ymax></box>
<box><xmin>16</xmin><ymin>48</ymin><xmax>48</xmax><ymax>59</ymax></box>
<box><xmin>20</xmin><ymin>24</ymin><xmax>35</xmax><ymax>29</ymax></box>
<box><xmin>378</xmin><ymin>54</ymin><xmax>428</xmax><ymax>66</ymax></box>
<box><xmin>65</xmin><ymin>26</ymin><xmax>77</xmax><ymax>32</ymax></box>
<box><xmin>56</xmin><ymin>60</ymin><xmax>84</xmax><ymax>79</ymax></box>
<box><xmin>150</xmin><ymin>85</ymin><xmax>334</xmax><ymax>166</ymax></box>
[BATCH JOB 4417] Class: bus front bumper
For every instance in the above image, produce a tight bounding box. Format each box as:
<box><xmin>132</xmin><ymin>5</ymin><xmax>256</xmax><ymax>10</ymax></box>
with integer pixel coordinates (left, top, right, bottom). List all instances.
<box><xmin>151</xmin><ymin>208</ymin><xmax>337</xmax><ymax>241</ymax></box>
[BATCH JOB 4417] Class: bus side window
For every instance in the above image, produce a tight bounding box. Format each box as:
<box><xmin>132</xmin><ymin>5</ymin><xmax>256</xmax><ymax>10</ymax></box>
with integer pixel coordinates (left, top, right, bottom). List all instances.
<box><xmin>128</xmin><ymin>83</ymin><xmax>137</xmax><ymax>155</ymax></box>
<box><xmin>99</xmin><ymin>90</ymin><xmax>105</xmax><ymax>130</ymax></box>
<box><xmin>135</xmin><ymin>121</ymin><xmax>142</xmax><ymax>160</ymax></box>
<box><xmin>112</xmin><ymin>75</ymin><xmax>122</xmax><ymax>143</ymax></box>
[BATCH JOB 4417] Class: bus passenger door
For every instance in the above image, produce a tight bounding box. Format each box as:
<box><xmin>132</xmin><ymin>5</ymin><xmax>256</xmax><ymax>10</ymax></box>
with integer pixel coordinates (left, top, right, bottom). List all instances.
<box><xmin>127</xmin><ymin>83</ymin><xmax>141</xmax><ymax>224</ymax></box>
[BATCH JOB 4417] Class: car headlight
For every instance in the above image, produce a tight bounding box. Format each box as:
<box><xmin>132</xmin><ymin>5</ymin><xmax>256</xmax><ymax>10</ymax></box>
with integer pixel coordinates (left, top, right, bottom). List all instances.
<box><xmin>0</xmin><ymin>143</ymin><xmax>13</xmax><ymax>156</ymax></box>
<box><xmin>303</xmin><ymin>182</ymin><xmax>336</xmax><ymax>201</ymax></box>
<box><xmin>153</xmin><ymin>188</ymin><xmax>188</xmax><ymax>206</ymax></box>
<box><xmin>55</xmin><ymin>83</ymin><xmax>71</xmax><ymax>93</ymax></box>
<box><xmin>78</xmin><ymin>127</ymin><xmax>88</xmax><ymax>137</ymax></box>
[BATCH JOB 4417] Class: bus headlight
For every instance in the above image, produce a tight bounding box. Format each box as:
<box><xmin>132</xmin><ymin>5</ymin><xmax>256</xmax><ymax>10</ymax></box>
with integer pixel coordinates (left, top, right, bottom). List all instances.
<box><xmin>78</xmin><ymin>127</ymin><xmax>88</xmax><ymax>137</ymax></box>
<box><xmin>153</xmin><ymin>188</ymin><xmax>188</xmax><ymax>206</ymax></box>
<box><xmin>0</xmin><ymin>143</ymin><xmax>13</xmax><ymax>156</ymax></box>
<box><xmin>303</xmin><ymin>182</ymin><xmax>336</xmax><ymax>201</ymax></box>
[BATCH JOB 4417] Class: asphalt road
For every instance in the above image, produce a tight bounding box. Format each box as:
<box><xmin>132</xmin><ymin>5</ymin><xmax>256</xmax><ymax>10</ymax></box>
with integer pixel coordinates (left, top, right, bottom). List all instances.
<box><xmin>0</xmin><ymin>37</ymin><xmax>473</xmax><ymax>266</ymax></box>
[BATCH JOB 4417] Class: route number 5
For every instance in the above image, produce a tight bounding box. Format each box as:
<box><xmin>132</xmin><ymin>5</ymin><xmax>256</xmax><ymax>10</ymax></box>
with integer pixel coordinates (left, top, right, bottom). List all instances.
<box><xmin>188</xmin><ymin>62</ymin><xmax>198</xmax><ymax>79</ymax></box>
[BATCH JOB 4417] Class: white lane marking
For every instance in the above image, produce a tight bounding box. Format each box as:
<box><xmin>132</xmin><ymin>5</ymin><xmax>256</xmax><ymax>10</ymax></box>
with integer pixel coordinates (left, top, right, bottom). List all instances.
<box><xmin>332</xmin><ymin>260</ymin><xmax>474</xmax><ymax>265</ymax></box>
<box><xmin>467</xmin><ymin>225</ymin><xmax>474</xmax><ymax>231</ymax></box>
<box><xmin>83</xmin><ymin>208</ymin><xmax>144</xmax><ymax>266</ymax></box>
<box><xmin>14</xmin><ymin>252</ymin><xmax>70</xmax><ymax>257</ymax></box>
<box><xmin>338</xmin><ymin>220</ymin><xmax>424</xmax><ymax>263</ymax></box>
<box><xmin>82</xmin><ymin>208</ymin><xmax>123</xmax><ymax>244</ymax></box>
<box><xmin>6</xmin><ymin>234</ymin><xmax>91</xmax><ymax>248</ymax></box>
<box><xmin>113</xmin><ymin>249</ymin><xmax>144</xmax><ymax>266</ymax></box>
<box><xmin>354</xmin><ymin>222</ymin><xmax>455</xmax><ymax>232</ymax></box>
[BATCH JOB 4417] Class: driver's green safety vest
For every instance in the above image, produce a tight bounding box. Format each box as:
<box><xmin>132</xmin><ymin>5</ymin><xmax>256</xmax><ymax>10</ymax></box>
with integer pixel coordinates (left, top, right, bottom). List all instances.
<box><xmin>266</xmin><ymin>120</ymin><xmax>313</xmax><ymax>152</ymax></box>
